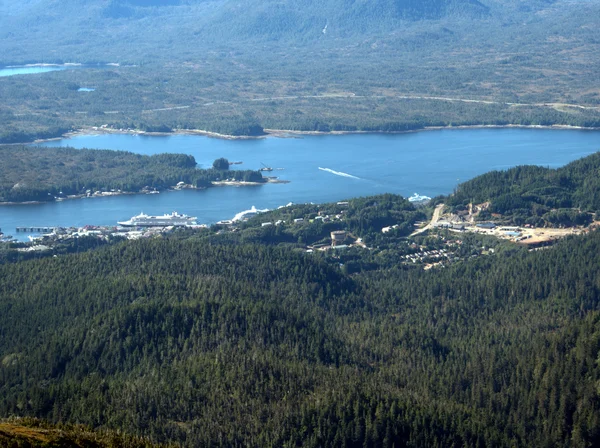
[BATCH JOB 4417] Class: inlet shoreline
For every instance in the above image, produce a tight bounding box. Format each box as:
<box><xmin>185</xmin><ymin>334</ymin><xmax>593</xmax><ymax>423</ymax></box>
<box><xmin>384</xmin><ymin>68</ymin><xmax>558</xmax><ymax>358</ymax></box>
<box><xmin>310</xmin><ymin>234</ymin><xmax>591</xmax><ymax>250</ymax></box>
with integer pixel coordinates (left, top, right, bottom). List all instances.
<box><xmin>0</xmin><ymin>179</ymin><xmax>288</xmax><ymax>206</ymax></box>
<box><xmin>29</xmin><ymin>123</ymin><xmax>600</xmax><ymax>146</ymax></box>
<box><xmin>0</xmin><ymin>191</ymin><xmax>145</xmax><ymax>206</ymax></box>
<box><xmin>265</xmin><ymin>124</ymin><xmax>599</xmax><ymax>138</ymax></box>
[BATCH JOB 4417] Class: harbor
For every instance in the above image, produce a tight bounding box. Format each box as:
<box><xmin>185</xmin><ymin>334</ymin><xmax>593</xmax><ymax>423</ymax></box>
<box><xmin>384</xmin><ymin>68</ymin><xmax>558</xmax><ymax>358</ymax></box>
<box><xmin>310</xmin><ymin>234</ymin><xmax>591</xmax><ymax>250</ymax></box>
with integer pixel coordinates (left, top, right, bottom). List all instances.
<box><xmin>2</xmin><ymin>128</ymin><xmax>599</xmax><ymax>242</ymax></box>
<box><xmin>7</xmin><ymin>222</ymin><xmax>210</xmax><ymax>248</ymax></box>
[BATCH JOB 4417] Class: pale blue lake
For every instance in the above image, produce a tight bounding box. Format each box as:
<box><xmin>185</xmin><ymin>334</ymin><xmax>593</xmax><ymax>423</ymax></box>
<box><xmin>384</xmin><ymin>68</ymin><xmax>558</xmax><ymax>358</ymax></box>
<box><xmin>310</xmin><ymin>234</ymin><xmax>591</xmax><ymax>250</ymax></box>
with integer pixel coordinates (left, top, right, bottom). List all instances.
<box><xmin>0</xmin><ymin>66</ymin><xmax>68</xmax><ymax>77</ymax></box>
<box><xmin>1</xmin><ymin>128</ymin><xmax>598</xmax><ymax>240</ymax></box>
<box><xmin>0</xmin><ymin>63</ymin><xmax>122</xmax><ymax>77</ymax></box>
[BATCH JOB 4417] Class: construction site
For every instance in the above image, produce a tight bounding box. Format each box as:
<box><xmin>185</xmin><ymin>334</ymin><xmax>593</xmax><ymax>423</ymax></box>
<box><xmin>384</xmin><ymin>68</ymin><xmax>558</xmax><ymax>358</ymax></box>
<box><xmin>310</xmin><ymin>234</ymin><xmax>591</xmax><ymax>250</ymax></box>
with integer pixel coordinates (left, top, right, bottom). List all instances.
<box><xmin>414</xmin><ymin>203</ymin><xmax>596</xmax><ymax>247</ymax></box>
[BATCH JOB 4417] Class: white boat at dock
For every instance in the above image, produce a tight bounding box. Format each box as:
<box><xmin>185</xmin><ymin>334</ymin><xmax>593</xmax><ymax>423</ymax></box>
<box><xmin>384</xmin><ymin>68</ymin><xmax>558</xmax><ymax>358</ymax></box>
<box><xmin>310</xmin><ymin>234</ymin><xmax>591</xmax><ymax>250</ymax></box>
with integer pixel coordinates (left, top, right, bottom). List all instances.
<box><xmin>118</xmin><ymin>211</ymin><xmax>197</xmax><ymax>227</ymax></box>
<box><xmin>408</xmin><ymin>193</ymin><xmax>432</xmax><ymax>203</ymax></box>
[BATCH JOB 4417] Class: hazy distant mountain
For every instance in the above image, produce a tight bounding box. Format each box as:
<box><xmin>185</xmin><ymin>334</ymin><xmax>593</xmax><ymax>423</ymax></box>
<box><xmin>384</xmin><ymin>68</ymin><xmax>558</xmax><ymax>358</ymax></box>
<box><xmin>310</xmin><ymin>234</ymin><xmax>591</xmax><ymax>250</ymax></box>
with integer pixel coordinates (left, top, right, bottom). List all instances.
<box><xmin>197</xmin><ymin>0</ymin><xmax>491</xmax><ymax>39</ymax></box>
<box><xmin>3</xmin><ymin>0</ymin><xmax>491</xmax><ymax>21</ymax></box>
<box><xmin>0</xmin><ymin>0</ymin><xmax>538</xmax><ymax>62</ymax></box>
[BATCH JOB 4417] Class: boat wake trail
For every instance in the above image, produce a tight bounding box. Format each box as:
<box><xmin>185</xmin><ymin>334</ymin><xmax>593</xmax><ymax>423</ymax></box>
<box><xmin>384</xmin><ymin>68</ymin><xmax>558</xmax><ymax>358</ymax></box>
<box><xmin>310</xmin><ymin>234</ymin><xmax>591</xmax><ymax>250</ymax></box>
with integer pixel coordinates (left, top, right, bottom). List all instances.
<box><xmin>318</xmin><ymin>167</ymin><xmax>361</xmax><ymax>180</ymax></box>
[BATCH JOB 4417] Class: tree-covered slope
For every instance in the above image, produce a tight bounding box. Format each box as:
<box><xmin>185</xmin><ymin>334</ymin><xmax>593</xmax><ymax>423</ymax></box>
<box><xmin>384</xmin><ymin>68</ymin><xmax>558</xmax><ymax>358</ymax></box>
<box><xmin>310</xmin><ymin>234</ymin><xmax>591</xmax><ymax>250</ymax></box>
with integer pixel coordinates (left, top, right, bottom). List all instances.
<box><xmin>2</xmin><ymin>0</ymin><xmax>490</xmax><ymax>41</ymax></box>
<box><xmin>226</xmin><ymin>194</ymin><xmax>426</xmax><ymax>246</ymax></box>
<box><xmin>2</xmin><ymin>229</ymin><xmax>600</xmax><ymax>446</ymax></box>
<box><xmin>447</xmin><ymin>151</ymin><xmax>600</xmax><ymax>225</ymax></box>
<box><xmin>198</xmin><ymin>0</ymin><xmax>490</xmax><ymax>40</ymax></box>
<box><xmin>0</xmin><ymin>0</ymin><xmax>573</xmax><ymax>62</ymax></box>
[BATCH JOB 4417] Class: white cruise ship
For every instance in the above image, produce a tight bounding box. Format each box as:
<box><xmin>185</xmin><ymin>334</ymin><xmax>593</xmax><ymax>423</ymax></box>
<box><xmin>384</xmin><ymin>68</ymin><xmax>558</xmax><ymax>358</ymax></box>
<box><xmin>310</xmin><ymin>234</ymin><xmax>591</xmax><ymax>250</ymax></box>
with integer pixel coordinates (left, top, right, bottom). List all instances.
<box><xmin>118</xmin><ymin>211</ymin><xmax>197</xmax><ymax>227</ymax></box>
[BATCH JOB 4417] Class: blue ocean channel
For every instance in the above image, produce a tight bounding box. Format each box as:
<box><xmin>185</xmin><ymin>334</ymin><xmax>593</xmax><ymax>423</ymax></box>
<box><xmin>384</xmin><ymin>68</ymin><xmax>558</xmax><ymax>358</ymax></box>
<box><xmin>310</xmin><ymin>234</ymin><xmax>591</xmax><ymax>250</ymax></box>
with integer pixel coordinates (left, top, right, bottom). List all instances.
<box><xmin>0</xmin><ymin>128</ymin><xmax>598</xmax><ymax>240</ymax></box>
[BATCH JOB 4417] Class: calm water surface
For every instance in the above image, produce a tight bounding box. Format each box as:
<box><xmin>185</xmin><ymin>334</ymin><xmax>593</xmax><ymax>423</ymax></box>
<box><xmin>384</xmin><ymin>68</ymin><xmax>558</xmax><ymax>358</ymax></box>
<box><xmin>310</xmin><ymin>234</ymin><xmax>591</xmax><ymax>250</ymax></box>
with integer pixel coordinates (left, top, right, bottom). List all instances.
<box><xmin>0</xmin><ymin>66</ymin><xmax>68</xmax><ymax>77</ymax></box>
<box><xmin>1</xmin><ymin>128</ymin><xmax>599</xmax><ymax>240</ymax></box>
<box><xmin>0</xmin><ymin>63</ymin><xmax>121</xmax><ymax>78</ymax></box>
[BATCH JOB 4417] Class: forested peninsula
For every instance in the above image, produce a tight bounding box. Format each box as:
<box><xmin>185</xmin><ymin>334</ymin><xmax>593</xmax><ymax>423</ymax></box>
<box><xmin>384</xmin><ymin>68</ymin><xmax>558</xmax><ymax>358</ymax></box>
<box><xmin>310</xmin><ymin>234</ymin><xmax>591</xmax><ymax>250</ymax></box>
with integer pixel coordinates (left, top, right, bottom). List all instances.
<box><xmin>0</xmin><ymin>146</ymin><xmax>265</xmax><ymax>203</ymax></box>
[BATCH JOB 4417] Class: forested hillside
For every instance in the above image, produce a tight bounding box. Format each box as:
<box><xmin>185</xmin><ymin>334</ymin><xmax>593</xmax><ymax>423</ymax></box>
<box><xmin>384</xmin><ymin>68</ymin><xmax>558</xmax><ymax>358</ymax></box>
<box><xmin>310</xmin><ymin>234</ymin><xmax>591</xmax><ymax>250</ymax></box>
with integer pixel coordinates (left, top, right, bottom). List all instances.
<box><xmin>1</xmin><ymin>226</ymin><xmax>600</xmax><ymax>446</ymax></box>
<box><xmin>0</xmin><ymin>0</ymin><xmax>491</xmax><ymax>55</ymax></box>
<box><xmin>228</xmin><ymin>194</ymin><xmax>426</xmax><ymax>246</ymax></box>
<box><xmin>448</xmin><ymin>151</ymin><xmax>600</xmax><ymax>225</ymax></box>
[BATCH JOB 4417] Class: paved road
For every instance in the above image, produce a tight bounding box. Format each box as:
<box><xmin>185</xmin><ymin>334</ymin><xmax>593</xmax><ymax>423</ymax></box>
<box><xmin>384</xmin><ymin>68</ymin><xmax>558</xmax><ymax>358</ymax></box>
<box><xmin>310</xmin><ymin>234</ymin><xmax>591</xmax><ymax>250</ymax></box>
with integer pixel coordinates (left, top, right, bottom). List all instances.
<box><xmin>411</xmin><ymin>204</ymin><xmax>445</xmax><ymax>237</ymax></box>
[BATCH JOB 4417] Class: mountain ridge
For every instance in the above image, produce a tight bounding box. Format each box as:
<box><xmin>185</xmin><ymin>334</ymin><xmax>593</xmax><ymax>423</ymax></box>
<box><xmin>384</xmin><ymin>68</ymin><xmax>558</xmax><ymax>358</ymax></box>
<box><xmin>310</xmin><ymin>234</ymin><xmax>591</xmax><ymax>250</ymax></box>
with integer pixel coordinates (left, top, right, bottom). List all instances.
<box><xmin>0</xmin><ymin>0</ymin><xmax>553</xmax><ymax>61</ymax></box>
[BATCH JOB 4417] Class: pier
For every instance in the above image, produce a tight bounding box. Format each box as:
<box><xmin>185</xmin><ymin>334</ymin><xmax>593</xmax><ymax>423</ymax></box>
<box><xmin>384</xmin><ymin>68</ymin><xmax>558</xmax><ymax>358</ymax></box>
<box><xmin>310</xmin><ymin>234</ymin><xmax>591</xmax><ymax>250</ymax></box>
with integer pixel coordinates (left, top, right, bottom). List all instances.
<box><xmin>16</xmin><ymin>226</ymin><xmax>58</xmax><ymax>233</ymax></box>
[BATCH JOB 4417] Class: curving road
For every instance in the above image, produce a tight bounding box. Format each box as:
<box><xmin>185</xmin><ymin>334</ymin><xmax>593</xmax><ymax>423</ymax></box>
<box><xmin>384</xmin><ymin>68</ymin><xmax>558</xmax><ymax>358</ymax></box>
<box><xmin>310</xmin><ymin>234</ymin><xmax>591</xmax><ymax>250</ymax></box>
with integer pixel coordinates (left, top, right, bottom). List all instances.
<box><xmin>411</xmin><ymin>204</ymin><xmax>445</xmax><ymax>237</ymax></box>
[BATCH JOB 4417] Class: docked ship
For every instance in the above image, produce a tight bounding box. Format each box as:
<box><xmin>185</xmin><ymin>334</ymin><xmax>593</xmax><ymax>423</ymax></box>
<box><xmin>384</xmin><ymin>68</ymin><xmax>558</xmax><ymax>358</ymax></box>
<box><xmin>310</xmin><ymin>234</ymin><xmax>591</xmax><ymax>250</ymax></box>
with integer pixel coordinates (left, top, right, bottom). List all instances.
<box><xmin>232</xmin><ymin>206</ymin><xmax>270</xmax><ymax>222</ymax></box>
<box><xmin>118</xmin><ymin>211</ymin><xmax>197</xmax><ymax>227</ymax></box>
<box><xmin>408</xmin><ymin>193</ymin><xmax>432</xmax><ymax>203</ymax></box>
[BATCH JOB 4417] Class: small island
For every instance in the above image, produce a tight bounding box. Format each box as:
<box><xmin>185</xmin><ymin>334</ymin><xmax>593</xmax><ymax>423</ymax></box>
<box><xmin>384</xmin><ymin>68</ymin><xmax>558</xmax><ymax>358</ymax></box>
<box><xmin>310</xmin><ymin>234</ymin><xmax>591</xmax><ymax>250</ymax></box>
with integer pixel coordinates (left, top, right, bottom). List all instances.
<box><xmin>0</xmin><ymin>146</ymin><xmax>279</xmax><ymax>204</ymax></box>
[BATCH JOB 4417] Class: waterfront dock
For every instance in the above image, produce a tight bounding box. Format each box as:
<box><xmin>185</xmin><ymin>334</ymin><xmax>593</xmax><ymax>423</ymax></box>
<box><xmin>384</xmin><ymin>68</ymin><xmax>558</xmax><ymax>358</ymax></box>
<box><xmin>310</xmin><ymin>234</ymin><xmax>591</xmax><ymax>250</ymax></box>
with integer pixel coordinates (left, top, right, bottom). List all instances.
<box><xmin>16</xmin><ymin>226</ymin><xmax>58</xmax><ymax>233</ymax></box>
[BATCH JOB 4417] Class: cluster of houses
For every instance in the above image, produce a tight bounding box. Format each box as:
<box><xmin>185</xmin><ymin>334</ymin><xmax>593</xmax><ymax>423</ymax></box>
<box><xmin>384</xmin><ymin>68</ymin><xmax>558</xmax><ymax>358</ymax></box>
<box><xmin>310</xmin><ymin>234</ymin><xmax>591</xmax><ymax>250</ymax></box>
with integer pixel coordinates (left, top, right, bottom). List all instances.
<box><xmin>260</xmin><ymin>217</ymin><xmax>304</xmax><ymax>227</ymax></box>
<box><xmin>402</xmin><ymin>248</ymin><xmax>454</xmax><ymax>265</ymax></box>
<box><xmin>257</xmin><ymin>209</ymin><xmax>347</xmax><ymax>228</ymax></box>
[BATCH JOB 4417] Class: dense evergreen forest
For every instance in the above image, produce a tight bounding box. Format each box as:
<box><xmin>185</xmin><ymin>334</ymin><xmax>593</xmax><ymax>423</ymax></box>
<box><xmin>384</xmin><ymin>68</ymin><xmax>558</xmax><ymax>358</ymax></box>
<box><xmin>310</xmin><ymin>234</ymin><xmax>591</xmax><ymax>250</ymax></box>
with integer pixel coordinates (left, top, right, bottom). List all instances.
<box><xmin>0</xmin><ymin>146</ymin><xmax>264</xmax><ymax>202</ymax></box>
<box><xmin>447</xmin><ymin>151</ymin><xmax>600</xmax><ymax>226</ymax></box>
<box><xmin>1</xmin><ymin>217</ymin><xmax>600</xmax><ymax>446</ymax></box>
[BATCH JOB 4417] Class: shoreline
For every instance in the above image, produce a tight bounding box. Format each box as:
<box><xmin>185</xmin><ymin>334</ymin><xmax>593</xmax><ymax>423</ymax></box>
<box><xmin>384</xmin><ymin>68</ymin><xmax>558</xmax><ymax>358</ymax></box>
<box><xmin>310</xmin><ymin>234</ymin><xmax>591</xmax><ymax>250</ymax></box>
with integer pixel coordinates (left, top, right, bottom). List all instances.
<box><xmin>211</xmin><ymin>178</ymin><xmax>289</xmax><ymax>187</ymax></box>
<box><xmin>0</xmin><ymin>179</ymin><xmax>287</xmax><ymax>206</ymax></box>
<box><xmin>211</xmin><ymin>181</ymin><xmax>264</xmax><ymax>187</ymax></box>
<box><xmin>265</xmin><ymin>123</ymin><xmax>599</xmax><ymax>138</ymax></box>
<box><xmin>41</xmin><ymin>126</ymin><xmax>268</xmax><ymax>143</ymax></box>
<box><xmin>0</xmin><ymin>191</ymin><xmax>141</xmax><ymax>206</ymax></box>
<box><xmin>28</xmin><ymin>123</ymin><xmax>600</xmax><ymax>145</ymax></box>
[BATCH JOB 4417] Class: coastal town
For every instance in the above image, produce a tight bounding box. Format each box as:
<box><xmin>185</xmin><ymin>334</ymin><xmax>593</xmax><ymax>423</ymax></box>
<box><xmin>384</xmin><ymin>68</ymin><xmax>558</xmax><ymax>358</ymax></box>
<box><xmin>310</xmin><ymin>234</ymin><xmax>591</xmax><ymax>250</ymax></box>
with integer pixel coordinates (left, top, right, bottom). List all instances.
<box><xmin>3</xmin><ymin>195</ymin><xmax>595</xmax><ymax>271</ymax></box>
